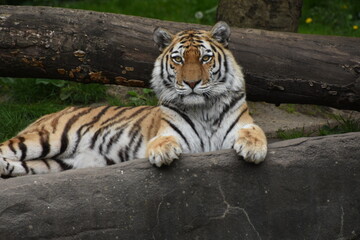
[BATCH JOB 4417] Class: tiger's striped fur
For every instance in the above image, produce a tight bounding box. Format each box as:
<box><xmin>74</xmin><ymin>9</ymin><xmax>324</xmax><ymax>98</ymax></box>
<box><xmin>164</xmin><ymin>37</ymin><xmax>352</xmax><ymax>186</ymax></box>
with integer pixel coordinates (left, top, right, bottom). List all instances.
<box><xmin>0</xmin><ymin>22</ymin><xmax>267</xmax><ymax>177</ymax></box>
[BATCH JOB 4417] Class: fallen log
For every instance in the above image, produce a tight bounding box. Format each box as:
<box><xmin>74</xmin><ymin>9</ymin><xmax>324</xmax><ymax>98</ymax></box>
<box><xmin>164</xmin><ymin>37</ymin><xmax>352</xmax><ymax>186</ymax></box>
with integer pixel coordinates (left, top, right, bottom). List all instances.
<box><xmin>0</xmin><ymin>6</ymin><xmax>360</xmax><ymax>110</ymax></box>
<box><xmin>0</xmin><ymin>132</ymin><xmax>359</xmax><ymax>239</ymax></box>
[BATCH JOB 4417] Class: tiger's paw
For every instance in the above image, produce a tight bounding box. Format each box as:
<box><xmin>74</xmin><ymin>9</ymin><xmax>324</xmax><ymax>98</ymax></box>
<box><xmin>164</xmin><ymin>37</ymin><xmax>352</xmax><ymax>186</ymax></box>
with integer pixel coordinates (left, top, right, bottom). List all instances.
<box><xmin>234</xmin><ymin>125</ymin><xmax>267</xmax><ymax>164</ymax></box>
<box><xmin>147</xmin><ymin>136</ymin><xmax>182</xmax><ymax>167</ymax></box>
<box><xmin>0</xmin><ymin>157</ymin><xmax>10</xmax><ymax>176</ymax></box>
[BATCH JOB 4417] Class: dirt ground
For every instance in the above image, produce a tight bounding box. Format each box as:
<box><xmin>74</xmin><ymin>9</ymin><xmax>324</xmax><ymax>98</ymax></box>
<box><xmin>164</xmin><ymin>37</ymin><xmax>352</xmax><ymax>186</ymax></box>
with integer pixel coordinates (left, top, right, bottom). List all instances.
<box><xmin>249</xmin><ymin>101</ymin><xmax>360</xmax><ymax>139</ymax></box>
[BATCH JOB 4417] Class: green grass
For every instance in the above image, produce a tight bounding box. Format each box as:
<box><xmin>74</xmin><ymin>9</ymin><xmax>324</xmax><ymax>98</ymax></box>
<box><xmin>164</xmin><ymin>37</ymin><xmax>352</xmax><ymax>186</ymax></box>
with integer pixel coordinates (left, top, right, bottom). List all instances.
<box><xmin>278</xmin><ymin>104</ymin><xmax>297</xmax><ymax>114</ymax></box>
<box><xmin>299</xmin><ymin>0</ymin><xmax>360</xmax><ymax>37</ymax></box>
<box><xmin>0</xmin><ymin>77</ymin><xmax>122</xmax><ymax>141</ymax></box>
<box><xmin>0</xmin><ymin>78</ymin><xmax>109</xmax><ymax>104</ymax></box>
<box><xmin>0</xmin><ymin>103</ymin><xmax>66</xmax><ymax>141</ymax></box>
<box><xmin>277</xmin><ymin>115</ymin><xmax>360</xmax><ymax>140</ymax></box>
<box><xmin>127</xmin><ymin>89</ymin><xmax>159</xmax><ymax>107</ymax></box>
<box><xmin>276</xmin><ymin>128</ymin><xmax>314</xmax><ymax>140</ymax></box>
<box><xmin>318</xmin><ymin>115</ymin><xmax>360</xmax><ymax>136</ymax></box>
<box><xmin>2</xmin><ymin>0</ymin><xmax>218</xmax><ymax>25</ymax></box>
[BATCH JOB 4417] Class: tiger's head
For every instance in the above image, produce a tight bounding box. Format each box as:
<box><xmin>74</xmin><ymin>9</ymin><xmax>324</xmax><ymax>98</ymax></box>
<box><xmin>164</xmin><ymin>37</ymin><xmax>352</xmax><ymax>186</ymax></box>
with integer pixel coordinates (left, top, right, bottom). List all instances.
<box><xmin>151</xmin><ymin>22</ymin><xmax>245</xmax><ymax>107</ymax></box>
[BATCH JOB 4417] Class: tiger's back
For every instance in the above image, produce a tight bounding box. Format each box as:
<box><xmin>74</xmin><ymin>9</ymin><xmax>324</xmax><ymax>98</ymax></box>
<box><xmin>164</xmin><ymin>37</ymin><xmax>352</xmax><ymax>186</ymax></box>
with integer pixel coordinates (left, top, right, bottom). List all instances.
<box><xmin>0</xmin><ymin>22</ymin><xmax>267</xmax><ymax>177</ymax></box>
<box><xmin>0</xmin><ymin>105</ymin><xmax>163</xmax><ymax>175</ymax></box>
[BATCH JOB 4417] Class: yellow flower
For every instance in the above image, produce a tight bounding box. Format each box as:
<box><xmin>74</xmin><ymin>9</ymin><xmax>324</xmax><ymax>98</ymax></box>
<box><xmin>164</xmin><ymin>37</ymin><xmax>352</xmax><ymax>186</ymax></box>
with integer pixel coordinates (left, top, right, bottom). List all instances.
<box><xmin>341</xmin><ymin>5</ymin><xmax>348</xmax><ymax>9</ymax></box>
<box><xmin>305</xmin><ymin>18</ymin><xmax>313</xmax><ymax>24</ymax></box>
<box><xmin>353</xmin><ymin>25</ymin><xmax>359</xmax><ymax>30</ymax></box>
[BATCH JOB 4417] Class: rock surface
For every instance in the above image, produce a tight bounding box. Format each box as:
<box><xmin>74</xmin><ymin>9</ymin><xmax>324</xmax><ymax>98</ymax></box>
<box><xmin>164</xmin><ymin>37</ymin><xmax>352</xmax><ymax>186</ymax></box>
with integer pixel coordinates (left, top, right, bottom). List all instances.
<box><xmin>0</xmin><ymin>133</ymin><xmax>359</xmax><ymax>240</ymax></box>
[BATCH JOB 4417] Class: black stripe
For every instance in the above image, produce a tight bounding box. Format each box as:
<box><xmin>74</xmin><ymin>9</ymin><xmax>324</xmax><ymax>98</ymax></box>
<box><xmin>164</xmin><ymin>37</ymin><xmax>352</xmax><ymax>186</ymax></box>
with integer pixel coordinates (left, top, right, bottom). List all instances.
<box><xmin>54</xmin><ymin>108</ymin><xmax>93</xmax><ymax>158</ymax></box>
<box><xmin>105</xmin><ymin>127</ymin><xmax>125</xmax><ymax>154</ymax></box>
<box><xmin>128</xmin><ymin>112</ymin><xmax>149</xmax><ymax>137</ymax></box>
<box><xmin>210</xmin><ymin>44</ymin><xmax>217</xmax><ymax>53</ymax></box>
<box><xmin>104</xmin><ymin>156</ymin><xmax>115</xmax><ymax>165</ymax></box>
<box><xmin>53</xmin><ymin>158</ymin><xmax>72</xmax><ymax>171</ymax></box>
<box><xmin>98</xmin><ymin>130</ymin><xmax>112</xmax><ymax>155</ymax></box>
<box><xmin>132</xmin><ymin>135</ymin><xmax>143</xmax><ymax>159</ymax></box>
<box><xmin>118</xmin><ymin>145</ymin><xmax>130</xmax><ymax>162</ymax></box>
<box><xmin>90</xmin><ymin>128</ymin><xmax>102</xmax><ymax>150</ymax></box>
<box><xmin>129</xmin><ymin>127</ymin><xmax>140</xmax><ymax>141</ymax></box>
<box><xmin>163</xmin><ymin>79</ymin><xmax>172</xmax><ymax>88</ymax></box>
<box><xmin>73</xmin><ymin>106</ymin><xmax>112</xmax><ymax>153</ymax></box>
<box><xmin>128</xmin><ymin>106</ymin><xmax>153</xmax><ymax>119</ymax></box>
<box><xmin>42</xmin><ymin>159</ymin><xmax>50</xmax><ymax>169</ymax></box>
<box><xmin>162</xmin><ymin>118</ymin><xmax>190</xmax><ymax>150</ymax></box>
<box><xmin>222</xmin><ymin>107</ymin><xmax>248</xmax><ymax>143</ymax></box>
<box><xmin>213</xmin><ymin>68</ymin><xmax>220</xmax><ymax>76</ymax></box>
<box><xmin>127</xmin><ymin>129</ymin><xmax>141</xmax><ymax>160</ymax></box>
<box><xmin>167</xmin><ymin>74</ymin><xmax>175</xmax><ymax>82</ymax></box>
<box><xmin>123</xmin><ymin>146</ymin><xmax>130</xmax><ymax>161</ymax></box>
<box><xmin>18</xmin><ymin>137</ymin><xmax>27</xmax><ymax>161</ymax></box>
<box><xmin>50</xmin><ymin>106</ymin><xmax>81</xmax><ymax>134</ymax></box>
<box><xmin>9</xmin><ymin>166</ymin><xmax>15</xmax><ymax>176</ymax></box>
<box><xmin>165</xmin><ymin>55</ymin><xmax>169</xmax><ymax>74</ymax></box>
<box><xmin>39</xmin><ymin>129</ymin><xmax>50</xmax><ymax>159</ymax></box>
<box><xmin>118</xmin><ymin>150</ymin><xmax>125</xmax><ymax>162</ymax></box>
<box><xmin>101</xmin><ymin>107</ymin><xmax>131</xmax><ymax>126</ymax></box>
<box><xmin>30</xmin><ymin>168</ymin><xmax>36</xmax><ymax>175</ymax></box>
<box><xmin>21</xmin><ymin>161</ymin><xmax>29</xmax><ymax>174</ymax></box>
<box><xmin>219</xmin><ymin>47</ymin><xmax>228</xmax><ymax>74</ymax></box>
<box><xmin>8</xmin><ymin>140</ymin><xmax>16</xmax><ymax>155</ymax></box>
<box><xmin>82</xmin><ymin>106</ymin><xmax>112</xmax><ymax>133</ymax></box>
<box><xmin>162</xmin><ymin>104</ymin><xmax>204</xmax><ymax>151</ymax></box>
<box><xmin>160</xmin><ymin>54</ymin><xmax>166</xmax><ymax>80</ymax></box>
<box><xmin>219</xmin><ymin>76</ymin><xmax>227</xmax><ymax>83</ymax></box>
<box><xmin>90</xmin><ymin>107</ymin><xmax>150</xmax><ymax>150</ymax></box>
<box><xmin>216</xmin><ymin>53</ymin><xmax>222</xmax><ymax>78</ymax></box>
<box><xmin>213</xmin><ymin>93</ymin><xmax>245</xmax><ymax>127</ymax></box>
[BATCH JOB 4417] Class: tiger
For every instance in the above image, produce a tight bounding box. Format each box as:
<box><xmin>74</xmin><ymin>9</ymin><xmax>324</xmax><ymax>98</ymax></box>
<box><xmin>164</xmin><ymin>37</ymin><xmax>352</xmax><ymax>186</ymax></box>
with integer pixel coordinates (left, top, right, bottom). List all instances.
<box><xmin>0</xmin><ymin>21</ymin><xmax>267</xmax><ymax>178</ymax></box>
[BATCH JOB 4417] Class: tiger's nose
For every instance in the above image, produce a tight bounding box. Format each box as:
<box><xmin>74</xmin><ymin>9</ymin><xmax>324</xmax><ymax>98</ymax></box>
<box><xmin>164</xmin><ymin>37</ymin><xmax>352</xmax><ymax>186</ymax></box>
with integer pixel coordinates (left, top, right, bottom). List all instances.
<box><xmin>184</xmin><ymin>80</ymin><xmax>201</xmax><ymax>89</ymax></box>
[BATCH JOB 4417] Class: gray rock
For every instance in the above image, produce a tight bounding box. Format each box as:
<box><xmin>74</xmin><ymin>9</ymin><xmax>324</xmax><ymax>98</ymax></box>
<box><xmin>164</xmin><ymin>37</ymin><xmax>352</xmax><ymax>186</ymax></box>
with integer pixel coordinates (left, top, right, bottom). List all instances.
<box><xmin>0</xmin><ymin>133</ymin><xmax>359</xmax><ymax>240</ymax></box>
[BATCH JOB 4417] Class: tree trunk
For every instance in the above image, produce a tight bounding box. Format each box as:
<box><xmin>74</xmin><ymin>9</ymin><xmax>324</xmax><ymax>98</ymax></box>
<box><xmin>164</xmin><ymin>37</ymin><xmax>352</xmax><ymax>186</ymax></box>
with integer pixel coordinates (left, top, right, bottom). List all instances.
<box><xmin>0</xmin><ymin>132</ymin><xmax>359</xmax><ymax>239</ymax></box>
<box><xmin>0</xmin><ymin>6</ymin><xmax>359</xmax><ymax>110</ymax></box>
<box><xmin>216</xmin><ymin>0</ymin><xmax>303</xmax><ymax>32</ymax></box>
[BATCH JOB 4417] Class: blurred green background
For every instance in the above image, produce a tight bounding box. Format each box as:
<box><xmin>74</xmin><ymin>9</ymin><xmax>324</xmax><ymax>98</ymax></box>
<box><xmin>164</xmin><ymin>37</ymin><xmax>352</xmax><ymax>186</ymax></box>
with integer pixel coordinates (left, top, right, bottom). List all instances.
<box><xmin>1</xmin><ymin>0</ymin><xmax>359</xmax><ymax>36</ymax></box>
<box><xmin>0</xmin><ymin>0</ymin><xmax>359</xmax><ymax>141</ymax></box>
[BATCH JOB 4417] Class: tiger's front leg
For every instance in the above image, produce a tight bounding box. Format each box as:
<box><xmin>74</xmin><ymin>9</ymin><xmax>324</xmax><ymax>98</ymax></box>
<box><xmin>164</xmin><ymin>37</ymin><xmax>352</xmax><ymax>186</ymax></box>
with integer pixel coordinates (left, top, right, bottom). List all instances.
<box><xmin>146</xmin><ymin>117</ymin><xmax>184</xmax><ymax>167</ymax></box>
<box><xmin>234</xmin><ymin>124</ymin><xmax>267</xmax><ymax>164</ymax></box>
<box><xmin>228</xmin><ymin>105</ymin><xmax>267</xmax><ymax>164</ymax></box>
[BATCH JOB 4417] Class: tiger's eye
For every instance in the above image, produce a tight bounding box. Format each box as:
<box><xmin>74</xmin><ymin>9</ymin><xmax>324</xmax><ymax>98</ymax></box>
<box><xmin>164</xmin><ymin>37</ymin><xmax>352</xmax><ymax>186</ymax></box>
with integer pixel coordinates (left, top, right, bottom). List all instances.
<box><xmin>172</xmin><ymin>56</ymin><xmax>182</xmax><ymax>63</ymax></box>
<box><xmin>202</xmin><ymin>55</ymin><xmax>212</xmax><ymax>62</ymax></box>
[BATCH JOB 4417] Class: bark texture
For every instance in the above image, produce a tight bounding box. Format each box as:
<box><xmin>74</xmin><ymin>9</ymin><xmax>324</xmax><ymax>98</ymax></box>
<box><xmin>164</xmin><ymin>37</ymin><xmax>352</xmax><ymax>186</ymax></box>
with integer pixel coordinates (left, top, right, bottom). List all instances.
<box><xmin>0</xmin><ymin>132</ymin><xmax>359</xmax><ymax>239</ymax></box>
<box><xmin>0</xmin><ymin>6</ymin><xmax>360</xmax><ymax>110</ymax></box>
<box><xmin>217</xmin><ymin>0</ymin><xmax>303</xmax><ymax>32</ymax></box>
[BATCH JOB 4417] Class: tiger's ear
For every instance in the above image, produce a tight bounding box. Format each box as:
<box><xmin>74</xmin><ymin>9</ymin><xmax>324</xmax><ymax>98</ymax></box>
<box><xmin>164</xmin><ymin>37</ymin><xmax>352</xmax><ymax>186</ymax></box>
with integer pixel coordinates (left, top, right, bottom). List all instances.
<box><xmin>153</xmin><ymin>27</ymin><xmax>173</xmax><ymax>52</ymax></box>
<box><xmin>210</xmin><ymin>21</ymin><xmax>231</xmax><ymax>47</ymax></box>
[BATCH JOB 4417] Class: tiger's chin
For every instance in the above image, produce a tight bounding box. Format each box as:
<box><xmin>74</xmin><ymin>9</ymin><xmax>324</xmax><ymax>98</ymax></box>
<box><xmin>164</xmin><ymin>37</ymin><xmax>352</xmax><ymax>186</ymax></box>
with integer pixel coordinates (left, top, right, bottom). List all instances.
<box><xmin>182</xmin><ymin>94</ymin><xmax>206</xmax><ymax>106</ymax></box>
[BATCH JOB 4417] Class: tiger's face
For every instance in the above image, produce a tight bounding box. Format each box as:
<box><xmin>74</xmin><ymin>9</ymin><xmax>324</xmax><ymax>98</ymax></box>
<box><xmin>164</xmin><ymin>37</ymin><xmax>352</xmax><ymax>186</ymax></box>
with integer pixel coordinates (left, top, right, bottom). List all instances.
<box><xmin>152</xmin><ymin>22</ymin><xmax>244</xmax><ymax>106</ymax></box>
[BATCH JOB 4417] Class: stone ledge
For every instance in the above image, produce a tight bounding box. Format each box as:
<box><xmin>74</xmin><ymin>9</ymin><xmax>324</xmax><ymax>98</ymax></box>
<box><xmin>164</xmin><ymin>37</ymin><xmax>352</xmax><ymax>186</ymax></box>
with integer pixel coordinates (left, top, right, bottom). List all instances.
<box><xmin>0</xmin><ymin>132</ymin><xmax>359</xmax><ymax>239</ymax></box>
